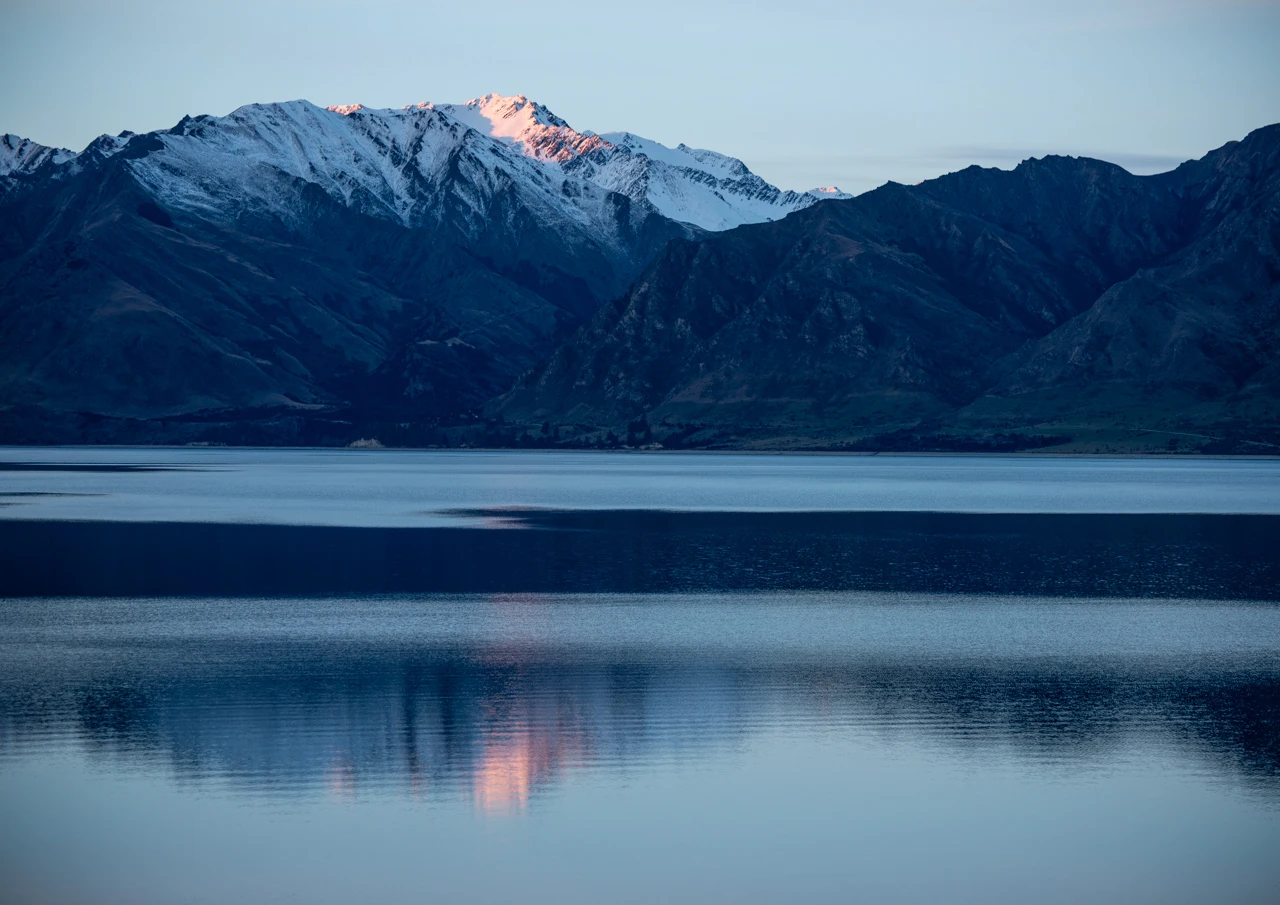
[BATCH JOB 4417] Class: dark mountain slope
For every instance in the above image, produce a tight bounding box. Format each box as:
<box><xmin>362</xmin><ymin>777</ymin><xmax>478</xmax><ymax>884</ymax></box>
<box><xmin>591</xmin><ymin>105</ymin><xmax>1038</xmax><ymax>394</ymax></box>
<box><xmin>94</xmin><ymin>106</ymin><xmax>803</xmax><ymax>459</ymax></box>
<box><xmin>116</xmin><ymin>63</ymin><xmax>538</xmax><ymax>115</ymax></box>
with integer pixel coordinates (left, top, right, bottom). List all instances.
<box><xmin>0</xmin><ymin>126</ymin><xmax>696</xmax><ymax>440</ymax></box>
<box><xmin>963</xmin><ymin>125</ymin><xmax>1280</xmax><ymax>439</ymax></box>
<box><xmin>3</xmin><ymin>110</ymin><xmax>1276</xmax><ymax>451</ymax></box>
<box><xmin>498</xmin><ymin>126</ymin><xmax>1280</xmax><ymax>451</ymax></box>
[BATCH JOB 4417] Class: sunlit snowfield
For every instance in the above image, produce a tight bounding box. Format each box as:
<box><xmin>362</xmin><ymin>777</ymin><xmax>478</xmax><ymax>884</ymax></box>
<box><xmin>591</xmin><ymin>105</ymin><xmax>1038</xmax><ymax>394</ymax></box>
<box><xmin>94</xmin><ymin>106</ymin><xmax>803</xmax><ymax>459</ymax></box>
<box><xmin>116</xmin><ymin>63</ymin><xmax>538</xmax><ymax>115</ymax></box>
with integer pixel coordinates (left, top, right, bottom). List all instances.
<box><xmin>1</xmin><ymin>449</ymin><xmax>1278</xmax><ymax>904</ymax></box>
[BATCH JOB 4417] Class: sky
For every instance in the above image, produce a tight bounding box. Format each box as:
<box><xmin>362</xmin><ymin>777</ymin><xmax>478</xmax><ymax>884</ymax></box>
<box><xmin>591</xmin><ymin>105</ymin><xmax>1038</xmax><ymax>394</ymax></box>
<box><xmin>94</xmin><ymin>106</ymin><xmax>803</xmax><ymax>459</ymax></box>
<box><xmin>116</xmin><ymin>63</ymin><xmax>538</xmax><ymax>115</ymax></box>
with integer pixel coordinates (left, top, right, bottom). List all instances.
<box><xmin>1</xmin><ymin>0</ymin><xmax>1278</xmax><ymax>194</ymax></box>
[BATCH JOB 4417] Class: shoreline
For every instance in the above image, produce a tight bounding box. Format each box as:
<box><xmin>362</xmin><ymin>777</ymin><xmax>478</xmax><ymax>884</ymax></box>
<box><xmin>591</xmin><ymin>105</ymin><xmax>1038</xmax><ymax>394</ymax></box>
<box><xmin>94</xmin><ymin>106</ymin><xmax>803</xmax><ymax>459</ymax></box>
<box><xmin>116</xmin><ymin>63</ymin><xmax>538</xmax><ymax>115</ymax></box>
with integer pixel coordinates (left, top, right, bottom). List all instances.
<box><xmin>1</xmin><ymin>444</ymin><xmax>1278</xmax><ymax>460</ymax></box>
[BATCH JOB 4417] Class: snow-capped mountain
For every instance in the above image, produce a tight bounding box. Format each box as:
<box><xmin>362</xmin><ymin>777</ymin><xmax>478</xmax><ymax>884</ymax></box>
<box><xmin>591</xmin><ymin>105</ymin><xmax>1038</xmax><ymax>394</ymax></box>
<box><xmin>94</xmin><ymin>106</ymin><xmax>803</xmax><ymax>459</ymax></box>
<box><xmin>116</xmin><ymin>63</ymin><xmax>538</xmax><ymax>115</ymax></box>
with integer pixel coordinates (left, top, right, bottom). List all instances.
<box><xmin>424</xmin><ymin>94</ymin><xmax>610</xmax><ymax>163</ymax></box>
<box><xmin>3</xmin><ymin>93</ymin><xmax>847</xmax><ymax>233</ymax></box>
<box><xmin>566</xmin><ymin>130</ymin><xmax>850</xmax><ymax>230</ymax></box>
<box><xmin>116</xmin><ymin>99</ymin><xmax>662</xmax><ymax>266</ymax></box>
<box><xmin>0</xmin><ymin>134</ymin><xmax>75</xmax><ymax>176</ymax></box>
<box><xmin>0</xmin><ymin>93</ymin><xmax>850</xmax><ymax>437</ymax></box>
<box><xmin>420</xmin><ymin>93</ymin><xmax>850</xmax><ymax>230</ymax></box>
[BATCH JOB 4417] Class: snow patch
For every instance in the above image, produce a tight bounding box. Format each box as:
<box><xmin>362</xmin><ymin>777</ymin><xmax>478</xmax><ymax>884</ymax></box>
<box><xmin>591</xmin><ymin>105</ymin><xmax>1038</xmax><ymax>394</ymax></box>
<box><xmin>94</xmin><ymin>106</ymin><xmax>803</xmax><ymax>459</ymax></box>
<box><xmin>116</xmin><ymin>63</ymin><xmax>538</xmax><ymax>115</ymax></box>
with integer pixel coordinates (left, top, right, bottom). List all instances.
<box><xmin>0</xmin><ymin>133</ymin><xmax>75</xmax><ymax>176</ymax></box>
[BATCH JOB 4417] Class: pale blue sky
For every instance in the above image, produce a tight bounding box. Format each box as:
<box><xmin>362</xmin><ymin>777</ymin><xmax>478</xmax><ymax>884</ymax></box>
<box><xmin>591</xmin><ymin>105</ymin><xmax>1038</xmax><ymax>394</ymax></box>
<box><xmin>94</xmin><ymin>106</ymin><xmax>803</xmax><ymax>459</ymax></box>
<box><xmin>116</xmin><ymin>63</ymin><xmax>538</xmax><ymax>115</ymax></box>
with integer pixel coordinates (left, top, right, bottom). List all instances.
<box><xmin>2</xmin><ymin>0</ymin><xmax>1277</xmax><ymax>193</ymax></box>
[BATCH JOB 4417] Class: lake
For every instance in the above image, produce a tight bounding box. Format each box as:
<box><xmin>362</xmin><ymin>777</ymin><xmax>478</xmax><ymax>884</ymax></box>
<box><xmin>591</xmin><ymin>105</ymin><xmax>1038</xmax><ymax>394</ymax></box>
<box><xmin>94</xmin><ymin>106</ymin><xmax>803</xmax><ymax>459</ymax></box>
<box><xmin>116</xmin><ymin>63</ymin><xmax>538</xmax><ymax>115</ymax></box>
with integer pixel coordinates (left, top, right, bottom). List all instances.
<box><xmin>1</xmin><ymin>449</ymin><xmax>1278</xmax><ymax>904</ymax></box>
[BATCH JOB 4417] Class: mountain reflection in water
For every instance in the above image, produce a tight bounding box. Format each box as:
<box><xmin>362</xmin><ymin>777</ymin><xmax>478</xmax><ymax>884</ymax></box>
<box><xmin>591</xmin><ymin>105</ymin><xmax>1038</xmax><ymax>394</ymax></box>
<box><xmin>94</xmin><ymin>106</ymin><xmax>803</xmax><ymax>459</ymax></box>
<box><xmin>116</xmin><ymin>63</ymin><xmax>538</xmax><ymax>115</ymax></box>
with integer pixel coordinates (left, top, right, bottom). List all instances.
<box><xmin>4</xmin><ymin>455</ymin><xmax>1280</xmax><ymax>904</ymax></box>
<box><xmin>2</xmin><ymin>594</ymin><xmax>1277</xmax><ymax>811</ymax></box>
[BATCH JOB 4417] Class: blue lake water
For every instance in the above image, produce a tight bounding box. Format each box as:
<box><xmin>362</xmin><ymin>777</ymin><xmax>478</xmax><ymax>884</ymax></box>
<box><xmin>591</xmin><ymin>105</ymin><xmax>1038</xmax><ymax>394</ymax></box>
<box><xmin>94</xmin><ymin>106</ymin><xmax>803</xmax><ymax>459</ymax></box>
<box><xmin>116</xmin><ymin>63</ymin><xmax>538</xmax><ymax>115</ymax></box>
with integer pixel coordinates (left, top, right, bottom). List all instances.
<box><xmin>1</xmin><ymin>449</ymin><xmax>1278</xmax><ymax>903</ymax></box>
<box><xmin>2</xmin><ymin>447</ymin><xmax>1280</xmax><ymax>524</ymax></box>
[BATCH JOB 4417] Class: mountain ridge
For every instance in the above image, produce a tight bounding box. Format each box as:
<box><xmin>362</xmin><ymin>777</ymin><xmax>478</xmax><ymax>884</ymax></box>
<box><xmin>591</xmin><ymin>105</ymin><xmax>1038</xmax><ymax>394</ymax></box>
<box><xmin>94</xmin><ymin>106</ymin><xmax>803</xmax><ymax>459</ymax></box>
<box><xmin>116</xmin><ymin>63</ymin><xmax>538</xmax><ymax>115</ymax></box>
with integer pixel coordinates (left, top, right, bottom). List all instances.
<box><xmin>1</xmin><ymin>103</ymin><xmax>1276</xmax><ymax>452</ymax></box>
<box><xmin>0</xmin><ymin>95</ymin><xmax>720</xmax><ymax>429</ymax></box>
<box><xmin>3</xmin><ymin>94</ymin><xmax>848</xmax><ymax>231</ymax></box>
<box><xmin>496</xmin><ymin>124</ymin><xmax>1280</xmax><ymax>453</ymax></box>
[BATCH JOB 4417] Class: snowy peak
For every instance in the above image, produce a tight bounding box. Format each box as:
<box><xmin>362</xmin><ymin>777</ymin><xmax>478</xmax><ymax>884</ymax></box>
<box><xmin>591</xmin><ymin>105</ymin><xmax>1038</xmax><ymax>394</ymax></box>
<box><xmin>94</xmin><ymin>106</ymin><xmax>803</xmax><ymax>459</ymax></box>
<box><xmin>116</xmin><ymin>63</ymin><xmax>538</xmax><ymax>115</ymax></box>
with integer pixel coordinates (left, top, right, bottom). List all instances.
<box><xmin>375</xmin><ymin>94</ymin><xmax>849</xmax><ymax>229</ymax></box>
<box><xmin>110</xmin><ymin>97</ymin><xmax>669</xmax><ymax>272</ymax></box>
<box><xmin>323</xmin><ymin>94</ymin><xmax>609</xmax><ymax>163</ymax></box>
<box><xmin>2</xmin><ymin>93</ymin><xmax>850</xmax><ymax>233</ymax></box>
<box><xmin>0</xmin><ymin>133</ymin><xmax>74</xmax><ymax>176</ymax></box>
<box><xmin>427</xmin><ymin>93</ymin><xmax>609</xmax><ymax>163</ymax></box>
<box><xmin>807</xmin><ymin>186</ymin><xmax>852</xmax><ymax>200</ymax></box>
<box><xmin>566</xmin><ymin>130</ymin><xmax>849</xmax><ymax>231</ymax></box>
<box><xmin>83</xmin><ymin>131</ymin><xmax>137</xmax><ymax>160</ymax></box>
<box><xmin>600</xmin><ymin>132</ymin><xmax>751</xmax><ymax>180</ymax></box>
<box><xmin>461</xmin><ymin>93</ymin><xmax>571</xmax><ymax>132</ymax></box>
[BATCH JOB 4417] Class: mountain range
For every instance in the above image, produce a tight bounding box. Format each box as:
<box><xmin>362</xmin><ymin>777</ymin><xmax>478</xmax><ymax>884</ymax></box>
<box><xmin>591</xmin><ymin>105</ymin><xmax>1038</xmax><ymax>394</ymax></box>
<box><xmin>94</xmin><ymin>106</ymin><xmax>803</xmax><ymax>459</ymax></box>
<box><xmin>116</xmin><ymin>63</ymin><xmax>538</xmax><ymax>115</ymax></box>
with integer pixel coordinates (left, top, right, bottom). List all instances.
<box><xmin>0</xmin><ymin>94</ymin><xmax>846</xmax><ymax>443</ymax></box>
<box><xmin>1</xmin><ymin>96</ymin><xmax>1276</xmax><ymax>452</ymax></box>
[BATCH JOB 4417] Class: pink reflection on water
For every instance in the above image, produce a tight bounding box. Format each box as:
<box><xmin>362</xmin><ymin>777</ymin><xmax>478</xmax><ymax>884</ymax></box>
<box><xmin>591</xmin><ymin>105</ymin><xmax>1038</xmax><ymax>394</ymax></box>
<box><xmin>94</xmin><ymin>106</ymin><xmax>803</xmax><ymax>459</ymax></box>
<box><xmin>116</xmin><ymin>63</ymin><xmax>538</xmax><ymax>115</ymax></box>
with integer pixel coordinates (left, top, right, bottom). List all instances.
<box><xmin>472</xmin><ymin>639</ymin><xmax>594</xmax><ymax>814</ymax></box>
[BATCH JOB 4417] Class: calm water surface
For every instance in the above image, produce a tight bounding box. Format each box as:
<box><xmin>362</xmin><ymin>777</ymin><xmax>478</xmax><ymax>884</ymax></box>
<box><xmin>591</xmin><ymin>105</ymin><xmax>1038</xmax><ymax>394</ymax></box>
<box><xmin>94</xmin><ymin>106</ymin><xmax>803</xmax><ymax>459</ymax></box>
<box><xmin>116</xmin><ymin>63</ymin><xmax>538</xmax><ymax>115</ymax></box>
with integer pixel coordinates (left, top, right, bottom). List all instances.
<box><xmin>2</xmin><ymin>447</ymin><xmax>1279</xmax><ymax>523</ymax></box>
<box><xmin>1</xmin><ymin>449</ymin><xmax>1277</xmax><ymax>904</ymax></box>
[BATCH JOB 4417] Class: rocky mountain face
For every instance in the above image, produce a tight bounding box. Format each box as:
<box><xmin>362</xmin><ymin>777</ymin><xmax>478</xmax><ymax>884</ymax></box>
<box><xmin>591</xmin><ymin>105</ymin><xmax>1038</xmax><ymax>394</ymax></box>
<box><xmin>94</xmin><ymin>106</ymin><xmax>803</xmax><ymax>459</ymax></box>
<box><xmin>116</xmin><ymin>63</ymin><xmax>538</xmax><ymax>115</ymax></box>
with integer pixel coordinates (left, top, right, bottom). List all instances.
<box><xmin>562</xmin><ymin>131</ymin><xmax>849</xmax><ymax>230</ymax></box>
<box><xmin>2</xmin><ymin>99</ymin><xmax>1275</xmax><ymax>451</ymax></box>
<box><xmin>499</xmin><ymin>125</ymin><xmax>1280</xmax><ymax>452</ymax></box>
<box><xmin>420</xmin><ymin>94</ymin><xmax>850</xmax><ymax>230</ymax></box>
<box><xmin>1</xmin><ymin>134</ymin><xmax>76</xmax><ymax>177</ymax></box>
<box><xmin>1</xmin><ymin>95</ymin><xmax>854</xmax><ymax>441</ymax></box>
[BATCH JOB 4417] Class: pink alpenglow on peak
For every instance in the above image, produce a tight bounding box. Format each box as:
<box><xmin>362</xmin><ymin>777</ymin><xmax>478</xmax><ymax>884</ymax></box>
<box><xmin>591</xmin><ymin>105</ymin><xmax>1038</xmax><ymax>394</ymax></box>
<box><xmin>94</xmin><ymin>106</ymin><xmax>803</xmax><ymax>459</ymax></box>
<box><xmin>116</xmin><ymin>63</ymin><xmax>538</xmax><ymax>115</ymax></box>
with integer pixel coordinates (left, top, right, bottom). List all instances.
<box><xmin>433</xmin><ymin>93</ymin><xmax>610</xmax><ymax>163</ymax></box>
<box><xmin>803</xmin><ymin>186</ymin><xmax>853</xmax><ymax>201</ymax></box>
<box><xmin>310</xmin><ymin>93</ymin><xmax>848</xmax><ymax>228</ymax></box>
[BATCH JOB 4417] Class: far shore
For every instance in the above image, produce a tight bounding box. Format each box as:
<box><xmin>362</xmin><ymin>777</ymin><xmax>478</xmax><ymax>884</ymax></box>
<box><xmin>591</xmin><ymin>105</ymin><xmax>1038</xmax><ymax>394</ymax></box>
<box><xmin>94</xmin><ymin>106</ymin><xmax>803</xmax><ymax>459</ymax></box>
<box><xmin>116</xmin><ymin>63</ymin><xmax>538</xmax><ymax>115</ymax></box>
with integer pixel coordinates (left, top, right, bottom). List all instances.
<box><xmin>1</xmin><ymin>444</ymin><xmax>1277</xmax><ymax>460</ymax></box>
